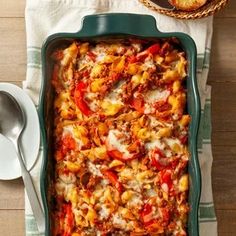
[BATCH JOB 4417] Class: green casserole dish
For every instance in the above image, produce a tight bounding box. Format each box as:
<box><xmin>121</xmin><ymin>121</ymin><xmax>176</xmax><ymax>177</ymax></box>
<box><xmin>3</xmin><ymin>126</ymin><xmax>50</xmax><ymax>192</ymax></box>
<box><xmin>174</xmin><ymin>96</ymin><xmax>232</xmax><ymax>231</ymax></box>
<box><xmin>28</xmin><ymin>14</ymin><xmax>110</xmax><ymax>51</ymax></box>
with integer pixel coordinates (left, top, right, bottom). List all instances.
<box><xmin>39</xmin><ymin>13</ymin><xmax>201</xmax><ymax>236</ymax></box>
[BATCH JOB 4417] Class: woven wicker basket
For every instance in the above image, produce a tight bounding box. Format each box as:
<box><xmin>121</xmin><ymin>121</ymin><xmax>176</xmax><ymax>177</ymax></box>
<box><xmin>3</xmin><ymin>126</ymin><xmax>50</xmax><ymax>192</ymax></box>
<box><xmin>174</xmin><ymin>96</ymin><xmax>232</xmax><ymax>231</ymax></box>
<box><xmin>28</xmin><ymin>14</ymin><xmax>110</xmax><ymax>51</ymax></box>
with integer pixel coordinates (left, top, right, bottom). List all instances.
<box><xmin>139</xmin><ymin>0</ymin><xmax>229</xmax><ymax>19</ymax></box>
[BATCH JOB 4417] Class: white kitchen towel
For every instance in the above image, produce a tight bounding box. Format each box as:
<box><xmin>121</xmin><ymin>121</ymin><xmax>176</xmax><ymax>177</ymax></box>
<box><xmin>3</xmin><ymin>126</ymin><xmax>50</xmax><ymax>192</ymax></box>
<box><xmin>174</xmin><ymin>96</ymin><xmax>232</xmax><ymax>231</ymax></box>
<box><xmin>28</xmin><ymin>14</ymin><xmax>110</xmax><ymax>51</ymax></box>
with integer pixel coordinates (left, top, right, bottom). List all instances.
<box><xmin>24</xmin><ymin>0</ymin><xmax>217</xmax><ymax>235</ymax></box>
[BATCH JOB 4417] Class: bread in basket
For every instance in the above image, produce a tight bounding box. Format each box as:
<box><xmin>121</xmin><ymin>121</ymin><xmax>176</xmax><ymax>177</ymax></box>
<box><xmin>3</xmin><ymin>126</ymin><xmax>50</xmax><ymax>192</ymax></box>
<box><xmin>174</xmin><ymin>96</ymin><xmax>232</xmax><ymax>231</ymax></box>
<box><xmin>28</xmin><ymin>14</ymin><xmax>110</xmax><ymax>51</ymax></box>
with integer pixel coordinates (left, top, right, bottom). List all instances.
<box><xmin>139</xmin><ymin>0</ymin><xmax>229</xmax><ymax>19</ymax></box>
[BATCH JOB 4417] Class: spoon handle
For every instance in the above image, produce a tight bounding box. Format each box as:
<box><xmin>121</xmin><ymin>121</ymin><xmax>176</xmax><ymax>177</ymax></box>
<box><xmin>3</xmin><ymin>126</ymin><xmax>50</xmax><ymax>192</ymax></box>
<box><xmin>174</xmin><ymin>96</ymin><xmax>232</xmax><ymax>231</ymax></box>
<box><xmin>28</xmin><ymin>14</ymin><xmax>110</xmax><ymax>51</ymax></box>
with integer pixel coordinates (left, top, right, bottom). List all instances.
<box><xmin>14</xmin><ymin>139</ymin><xmax>45</xmax><ymax>233</ymax></box>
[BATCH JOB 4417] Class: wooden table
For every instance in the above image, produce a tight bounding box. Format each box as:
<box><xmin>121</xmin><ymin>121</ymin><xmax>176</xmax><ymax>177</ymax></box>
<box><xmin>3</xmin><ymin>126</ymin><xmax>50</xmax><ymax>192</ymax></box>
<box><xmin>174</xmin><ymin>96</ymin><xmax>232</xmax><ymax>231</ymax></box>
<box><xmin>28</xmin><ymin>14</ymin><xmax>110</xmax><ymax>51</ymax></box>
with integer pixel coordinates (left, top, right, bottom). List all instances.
<box><xmin>0</xmin><ymin>1</ymin><xmax>235</xmax><ymax>235</ymax></box>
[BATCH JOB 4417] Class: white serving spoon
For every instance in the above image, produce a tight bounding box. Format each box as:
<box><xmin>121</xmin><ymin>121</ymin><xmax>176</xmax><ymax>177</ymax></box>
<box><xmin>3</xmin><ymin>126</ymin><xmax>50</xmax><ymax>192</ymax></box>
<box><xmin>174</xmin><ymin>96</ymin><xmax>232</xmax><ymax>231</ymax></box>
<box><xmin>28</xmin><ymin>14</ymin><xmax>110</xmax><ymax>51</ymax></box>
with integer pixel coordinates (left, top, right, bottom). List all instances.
<box><xmin>0</xmin><ymin>91</ymin><xmax>45</xmax><ymax>233</ymax></box>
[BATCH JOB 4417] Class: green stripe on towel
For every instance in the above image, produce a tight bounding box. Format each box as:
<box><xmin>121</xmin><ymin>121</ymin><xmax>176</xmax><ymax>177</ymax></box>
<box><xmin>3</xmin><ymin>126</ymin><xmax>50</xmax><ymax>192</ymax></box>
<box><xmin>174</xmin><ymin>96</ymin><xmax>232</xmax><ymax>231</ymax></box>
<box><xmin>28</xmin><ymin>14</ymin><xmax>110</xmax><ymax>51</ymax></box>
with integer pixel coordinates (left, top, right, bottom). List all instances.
<box><xmin>27</xmin><ymin>64</ymin><xmax>42</xmax><ymax>69</ymax></box>
<box><xmin>28</xmin><ymin>46</ymin><xmax>41</xmax><ymax>50</ymax></box>
<box><xmin>197</xmin><ymin>49</ymin><xmax>211</xmax><ymax>70</ymax></box>
<box><xmin>198</xmin><ymin>99</ymin><xmax>212</xmax><ymax>149</ymax></box>
<box><xmin>27</xmin><ymin>49</ymin><xmax>41</xmax><ymax>66</ymax></box>
<box><xmin>202</xmin><ymin>102</ymin><xmax>212</xmax><ymax>143</ymax></box>
<box><xmin>200</xmin><ymin>202</ymin><xmax>214</xmax><ymax>206</ymax></box>
<box><xmin>25</xmin><ymin>216</ymin><xmax>44</xmax><ymax>235</ymax></box>
<box><xmin>203</xmin><ymin>49</ymin><xmax>211</xmax><ymax>69</ymax></box>
<box><xmin>199</xmin><ymin>204</ymin><xmax>216</xmax><ymax>221</ymax></box>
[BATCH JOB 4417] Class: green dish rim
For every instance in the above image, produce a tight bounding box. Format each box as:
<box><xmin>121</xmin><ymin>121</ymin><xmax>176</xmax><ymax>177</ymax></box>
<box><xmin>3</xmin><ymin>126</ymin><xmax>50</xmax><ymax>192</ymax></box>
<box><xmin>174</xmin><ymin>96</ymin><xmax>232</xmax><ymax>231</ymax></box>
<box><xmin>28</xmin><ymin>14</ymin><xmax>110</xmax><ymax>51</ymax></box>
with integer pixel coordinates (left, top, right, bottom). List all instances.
<box><xmin>38</xmin><ymin>13</ymin><xmax>201</xmax><ymax>236</ymax></box>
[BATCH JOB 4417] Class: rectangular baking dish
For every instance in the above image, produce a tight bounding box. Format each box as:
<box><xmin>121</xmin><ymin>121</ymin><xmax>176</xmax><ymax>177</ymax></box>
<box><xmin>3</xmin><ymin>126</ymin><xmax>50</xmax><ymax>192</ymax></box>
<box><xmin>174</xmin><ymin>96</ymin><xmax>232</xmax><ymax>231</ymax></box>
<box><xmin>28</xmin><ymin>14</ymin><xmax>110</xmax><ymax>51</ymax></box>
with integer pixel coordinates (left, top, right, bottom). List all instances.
<box><xmin>39</xmin><ymin>13</ymin><xmax>201</xmax><ymax>236</ymax></box>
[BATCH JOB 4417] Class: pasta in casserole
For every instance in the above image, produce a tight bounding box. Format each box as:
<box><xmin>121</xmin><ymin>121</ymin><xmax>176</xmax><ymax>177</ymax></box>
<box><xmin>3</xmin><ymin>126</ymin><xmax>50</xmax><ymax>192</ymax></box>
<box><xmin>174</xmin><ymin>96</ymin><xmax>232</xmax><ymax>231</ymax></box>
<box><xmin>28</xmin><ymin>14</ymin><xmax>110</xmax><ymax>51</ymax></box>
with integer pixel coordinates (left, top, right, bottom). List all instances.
<box><xmin>51</xmin><ymin>38</ymin><xmax>190</xmax><ymax>236</ymax></box>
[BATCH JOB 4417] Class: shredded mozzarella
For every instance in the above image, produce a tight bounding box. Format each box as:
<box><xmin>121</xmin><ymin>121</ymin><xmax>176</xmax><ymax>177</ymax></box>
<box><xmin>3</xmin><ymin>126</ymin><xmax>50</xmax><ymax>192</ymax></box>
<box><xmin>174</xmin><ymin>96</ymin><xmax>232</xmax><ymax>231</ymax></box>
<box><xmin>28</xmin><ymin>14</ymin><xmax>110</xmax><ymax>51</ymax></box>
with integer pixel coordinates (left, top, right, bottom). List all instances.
<box><xmin>145</xmin><ymin>139</ymin><xmax>165</xmax><ymax>151</ymax></box>
<box><xmin>87</xmin><ymin>161</ymin><xmax>102</xmax><ymax>177</ymax></box>
<box><xmin>145</xmin><ymin>89</ymin><xmax>170</xmax><ymax>103</ymax></box>
<box><xmin>142</xmin><ymin>57</ymin><xmax>156</xmax><ymax>70</ymax></box>
<box><xmin>107</xmin><ymin>130</ymin><xmax>130</xmax><ymax>155</ymax></box>
<box><xmin>96</xmin><ymin>52</ymin><xmax>106</xmax><ymax>62</ymax></box>
<box><xmin>125</xmin><ymin>179</ymin><xmax>142</xmax><ymax>192</ymax></box>
<box><xmin>112</xmin><ymin>213</ymin><xmax>126</xmax><ymax>227</ymax></box>
<box><xmin>145</xmin><ymin>189</ymin><xmax>157</xmax><ymax>197</ymax></box>
<box><xmin>128</xmin><ymin>193</ymin><xmax>143</xmax><ymax>207</ymax></box>
<box><xmin>62</xmin><ymin>125</ymin><xmax>83</xmax><ymax>149</ymax></box>
<box><xmin>59</xmin><ymin>172</ymin><xmax>76</xmax><ymax>184</ymax></box>
<box><xmin>55</xmin><ymin>181</ymin><xmax>75</xmax><ymax>199</ymax></box>
<box><xmin>165</xmin><ymin>138</ymin><xmax>183</xmax><ymax>148</ymax></box>
<box><xmin>144</xmin><ymin>103</ymin><xmax>155</xmax><ymax>114</ymax></box>
<box><xmin>99</xmin><ymin>205</ymin><xmax>110</xmax><ymax>220</ymax></box>
<box><xmin>105</xmin><ymin>80</ymin><xmax>125</xmax><ymax>104</ymax></box>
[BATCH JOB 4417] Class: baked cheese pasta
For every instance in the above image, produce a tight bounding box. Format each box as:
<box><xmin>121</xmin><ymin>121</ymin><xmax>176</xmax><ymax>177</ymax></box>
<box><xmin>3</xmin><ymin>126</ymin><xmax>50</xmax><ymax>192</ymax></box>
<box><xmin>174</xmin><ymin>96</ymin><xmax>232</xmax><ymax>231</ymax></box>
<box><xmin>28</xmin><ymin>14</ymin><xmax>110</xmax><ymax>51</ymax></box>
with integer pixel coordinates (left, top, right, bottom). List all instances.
<box><xmin>51</xmin><ymin>38</ymin><xmax>190</xmax><ymax>236</ymax></box>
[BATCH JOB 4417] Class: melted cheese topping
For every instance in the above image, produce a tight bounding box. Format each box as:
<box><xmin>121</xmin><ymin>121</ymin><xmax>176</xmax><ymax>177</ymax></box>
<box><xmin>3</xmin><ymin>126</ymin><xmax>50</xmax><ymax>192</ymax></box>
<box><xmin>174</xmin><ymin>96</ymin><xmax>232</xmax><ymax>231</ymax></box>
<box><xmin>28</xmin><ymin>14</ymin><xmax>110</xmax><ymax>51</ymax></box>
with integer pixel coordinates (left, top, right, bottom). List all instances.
<box><xmin>145</xmin><ymin>89</ymin><xmax>170</xmax><ymax>103</ymax></box>
<box><xmin>62</xmin><ymin>125</ymin><xmax>84</xmax><ymax>149</ymax></box>
<box><xmin>142</xmin><ymin>57</ymin><xmax>156</xmax><ymax>70</ymax></box>
<box><xmin>127</xmin><ymin>193</ymin><xmax>143</xmax><ymax>207</ymax></box>
<box><xmin>87</xmin><ymin>161</ymin><xmax>102</xmax><ymax>177</ymax></box>
<box><xmin>99</xmin><ymin>205</ymin><xmax>110</xmax><ymax>220</ymax></box>
<box><xmin>107</xmin><ymin>130</ymin><xmax>130</xmax><ymax>155</ymax></box>
<box><xmin>51</xmin><ymin>39</ymin><xmax>190</xmax><ymax>235</ymax></box>
<box><xmin>112</xmin><ymin>213</ymin><xmax>126</xmax><ymax>228</ymax></box>
<box><xmin>85</xmin><ymin>92</ymin><xmax>100</xmax><ymax>111</ymax></box>
<box><xmin>165</xmin><ymin>137</ymin><xmax>182</xmax><ymax>148</ymax></box>
<box><xmin>145</xmin><ymin>138</ymin><xmax>165</xmax><ymax>151</ymax></box>
<box><xmin>144</xmin><ymin>103</ymin><xmax>156</xmax><ymax>114</ymax></box>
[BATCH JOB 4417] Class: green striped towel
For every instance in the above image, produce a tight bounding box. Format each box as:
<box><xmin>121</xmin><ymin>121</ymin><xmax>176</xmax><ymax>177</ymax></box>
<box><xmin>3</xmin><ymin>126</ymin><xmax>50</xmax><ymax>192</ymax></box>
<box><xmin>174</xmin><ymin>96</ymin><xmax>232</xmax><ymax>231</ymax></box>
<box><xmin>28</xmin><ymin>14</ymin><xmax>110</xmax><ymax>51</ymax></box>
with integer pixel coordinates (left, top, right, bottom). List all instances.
<box><xmin>24</xmin><ymin>0</ymin><xmax>217</xmax><ymax>235</ymax></box>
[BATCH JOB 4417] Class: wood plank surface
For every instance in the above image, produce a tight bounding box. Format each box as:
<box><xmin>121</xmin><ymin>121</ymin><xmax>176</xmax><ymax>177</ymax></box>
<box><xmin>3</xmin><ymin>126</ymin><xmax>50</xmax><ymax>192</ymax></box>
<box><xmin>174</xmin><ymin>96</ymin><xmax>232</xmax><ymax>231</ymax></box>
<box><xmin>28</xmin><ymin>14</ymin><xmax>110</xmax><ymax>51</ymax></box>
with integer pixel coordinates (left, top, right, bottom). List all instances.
<box><xmin>211</xmin><ymin>83</ymin><xmax>236</xmax><ymax>131</ymax></box>
<box><xmin>0</xmin><ymin>179</ymin><xmax>24</xmax><ymax>209</ymax></box>
<box><xmin>208</xmin><ymin>18</ymin><xmax>236</xmax><ymax>83</ymax></box>
<box><xmin>0</xmin><ymin>0</ymin><xmax>25</xmax><ymax>18</ymax></box>
<box><xmin>0</xmin><ymin>0</ymin><xmax>236</xmax><ymax>235</ymax></box>
<box><xmin>212</xmin><ymin>145</ymin><xmax>236</xmax><ymax>209</ymax></box>
<box><xmin>0</xmin><ymin>210</ymin><xmax>25</xmax><ymax>236</ymax></box>
<box><xmin>217</xmin><ymin>210</ymin><xmax>236</xmax><ymax>235</ymax></box>
<box><xmin>216</xmin><ymin>0</ymin><xmax>236</xmax><ymax>18</ymax></box>
<box><xmin>0</xmin><ymin>18</ymin><xmax>26</xmax><ymax>82</ymax></box>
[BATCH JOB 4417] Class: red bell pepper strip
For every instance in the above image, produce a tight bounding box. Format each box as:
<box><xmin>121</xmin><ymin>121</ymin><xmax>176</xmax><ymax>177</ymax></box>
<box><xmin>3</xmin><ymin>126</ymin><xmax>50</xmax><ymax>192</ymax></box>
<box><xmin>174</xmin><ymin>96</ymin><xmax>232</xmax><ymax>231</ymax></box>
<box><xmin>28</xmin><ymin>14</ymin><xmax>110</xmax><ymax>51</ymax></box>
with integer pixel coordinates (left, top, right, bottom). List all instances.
<box><xmin>159</xmin><ymin>208</ymin><xmax>170</xmax><ymax>224</ymax></box>
<box><xmin>107</xmin><ymin>149</ymin><xmax>137</xmax><ymax>162</ymax></box>
<box><xmin>63</xmin><ymin>203</ymin><xmax>74</xmax><ymax>236</ymax></box>
<box><xmin>160</xmin><ymin>169</ymin><xmax>173</xmax><ymax>192</ymax></box>
<box><xmin>75</xmin><ymin>97</ymin><xmax>92</xmax><ymax>116</ymax></box>
<box><xmin>102</xmin><ymin>170</ymin><xmax>123</xmax><ymax>192</ymax></box>
<box><xmin>74</xmin><ymin>81</ymin><xmax>92</xmax><ymax>116</ymax></box>
<box><xmin>130</xmin><ymin>97</ymin><xmax>145</xmax><ymax>113</ymax></box>
<box><xmin>105</xmin><ymin>137</ymin><xmax>139</xmax><ymax>162</ymax></box>
<box><xmin>136</xmin><ymin>51</ymin><xmax>149</xmax><ymax>61</ymax></box>
<box><xmin>141</xmin><ymin>204</ymin><xmax>170</xmax><ymax>232</ymax></box>
<box><xmin>141</xmin><ymin>203</ymin><xmax>170</xmax><ymax>230</ymax></box>
<box><xmin>144</xmin><ymin>219</ymin><xmax>165</xmax><ymax>233</ymax></box>
<box><xmin>180</xmin><ymin>134</ymin><xmax>188</xmax><ymax>144</ymax></box>
<box><xmin>107</xmin><ymin>149</ymin><xmax>124</xmax><ymax>160</ymax></box>
<box><xmin>170</xmin><ymin>159</ymin><xmax>179</xmax><ymax>169</ymax></box>
<box><xmin>151</xmin><ymin>157</ymin><xmax>166</xmax><ymax>171</ymax></box>
<box><xmin>147</xmin><ymin>43</ymin><xmax>161</xmax><ymax>55</ymax></box>
<box><xmin>135</xmin><ymin>43</ymin><xmax>161</xmax><ymax>62</ymax></box>
<box><xmin>141</xmin><ymin>203</ymin><xmax>153</xmax><ymax>224</ymax></box>
<box><xmin>160</xmin><ymin>42</ymin><xmax>170</xmax><ymax>56</ymax></box>
<box><xmin>128</xmin><ymin>55</ymin><xmax>138</xmax><ymax>64</ymax></box>
<box><xmin>61</xmin><ymin>134</ymin><xmax>76</xmax><ymax>155</ymax></box>
<box><xmin>87</xmin><ymin>51</ymin><xmax>97</xmax><ymax>62</ymax></box>
<box><xmin>151</xmin><ymin>148</ymin><xmax>169</xmax><ymax>171</ymax></box>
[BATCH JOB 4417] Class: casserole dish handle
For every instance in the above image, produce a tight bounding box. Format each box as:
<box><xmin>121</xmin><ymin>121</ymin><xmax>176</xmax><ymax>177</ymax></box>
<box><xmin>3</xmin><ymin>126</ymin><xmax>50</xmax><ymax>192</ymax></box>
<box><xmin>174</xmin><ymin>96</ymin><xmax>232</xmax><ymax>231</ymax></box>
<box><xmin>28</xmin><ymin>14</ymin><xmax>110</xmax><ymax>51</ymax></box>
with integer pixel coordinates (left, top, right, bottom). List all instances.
<box><xmin>78</xmin><ymin>13</ymin><xmax>161</xmax><ymax>37</ymax></box>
